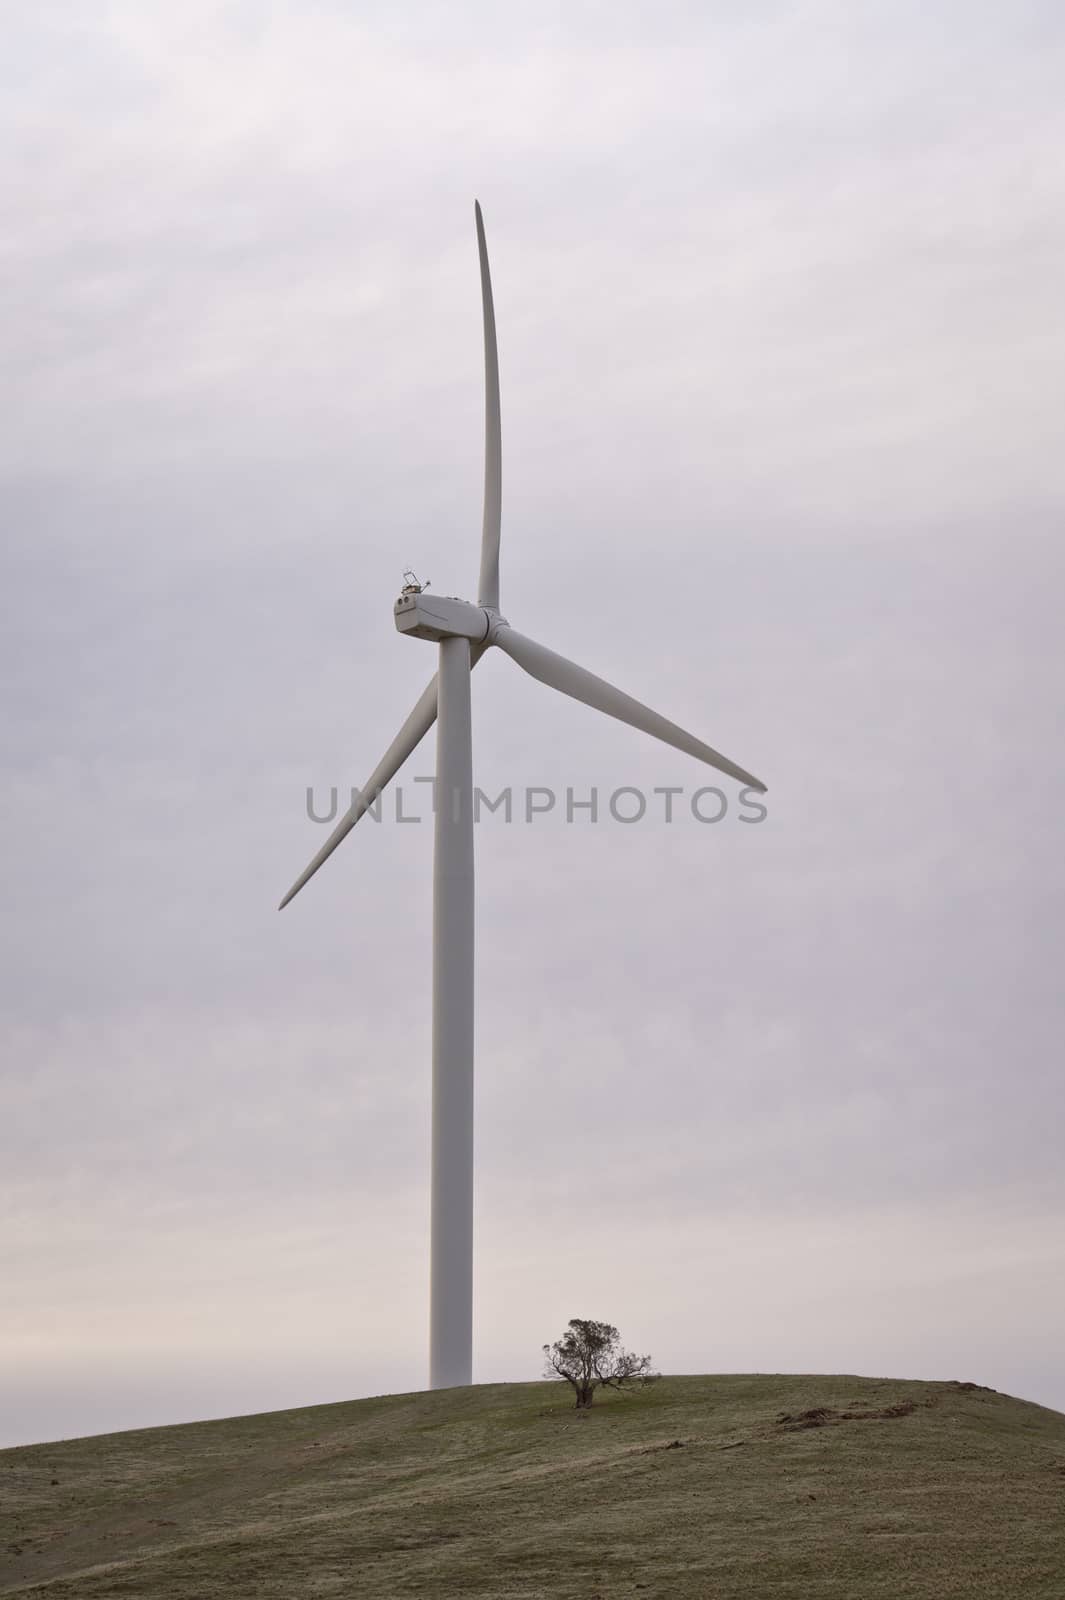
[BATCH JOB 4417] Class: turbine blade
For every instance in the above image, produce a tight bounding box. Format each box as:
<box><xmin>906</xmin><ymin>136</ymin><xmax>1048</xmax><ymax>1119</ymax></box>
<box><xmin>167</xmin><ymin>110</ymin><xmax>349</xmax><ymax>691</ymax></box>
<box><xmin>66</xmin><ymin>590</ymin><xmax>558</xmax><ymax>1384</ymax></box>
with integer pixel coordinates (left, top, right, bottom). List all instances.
<box><xmin>474</xmin><ymin>200</ymin><xmax>501</xmax><ymax>610</ymax></box>
<box><xmin>494</xmin><ymin>626</ymin><xmax>766</xmax><ymax>793</ymax></box>
<box><xmin>279</xmin><ymin>646</ymin><xmax>485</xmax><ymax>909</ymax></box>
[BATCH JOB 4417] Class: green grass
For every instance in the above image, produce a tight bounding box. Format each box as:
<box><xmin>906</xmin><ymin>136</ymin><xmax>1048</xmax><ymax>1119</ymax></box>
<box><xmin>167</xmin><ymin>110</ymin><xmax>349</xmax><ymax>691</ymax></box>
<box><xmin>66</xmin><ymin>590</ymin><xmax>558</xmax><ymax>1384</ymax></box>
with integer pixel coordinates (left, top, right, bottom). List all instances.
<box><xmin>2</xmin><ymin>1374</ymin><xmax>1064</xmax><ymax>1597</ymax></box>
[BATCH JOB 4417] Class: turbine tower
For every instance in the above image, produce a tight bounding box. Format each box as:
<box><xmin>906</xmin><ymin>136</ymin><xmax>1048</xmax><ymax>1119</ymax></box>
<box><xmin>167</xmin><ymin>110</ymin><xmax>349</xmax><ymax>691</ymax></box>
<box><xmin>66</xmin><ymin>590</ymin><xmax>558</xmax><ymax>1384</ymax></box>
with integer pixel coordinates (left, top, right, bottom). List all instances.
<box><xmin>280</xmin><ymin>202</ymin><xmax>766</xmax><ymax>1391</ymax></box>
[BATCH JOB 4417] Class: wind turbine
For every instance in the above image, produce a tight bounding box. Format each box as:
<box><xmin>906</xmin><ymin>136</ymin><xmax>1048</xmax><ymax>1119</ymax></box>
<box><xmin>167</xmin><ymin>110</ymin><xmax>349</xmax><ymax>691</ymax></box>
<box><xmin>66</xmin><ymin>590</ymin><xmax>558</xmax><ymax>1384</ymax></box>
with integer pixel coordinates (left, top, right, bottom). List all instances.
<box><xmin>280</xmin><ymin>201</ymin><xmax>766</xmax><ymax>1391</ymax></box>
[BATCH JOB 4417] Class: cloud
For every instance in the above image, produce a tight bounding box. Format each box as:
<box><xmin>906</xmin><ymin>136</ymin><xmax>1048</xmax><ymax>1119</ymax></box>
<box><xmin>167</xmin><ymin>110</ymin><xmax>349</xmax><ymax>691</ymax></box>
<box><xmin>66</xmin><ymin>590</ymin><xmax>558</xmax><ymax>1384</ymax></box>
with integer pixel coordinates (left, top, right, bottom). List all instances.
<box><xmin>2</xmin><ymin>0</ymin><xmax>1064</xmax><ymax>1444</ymax></box>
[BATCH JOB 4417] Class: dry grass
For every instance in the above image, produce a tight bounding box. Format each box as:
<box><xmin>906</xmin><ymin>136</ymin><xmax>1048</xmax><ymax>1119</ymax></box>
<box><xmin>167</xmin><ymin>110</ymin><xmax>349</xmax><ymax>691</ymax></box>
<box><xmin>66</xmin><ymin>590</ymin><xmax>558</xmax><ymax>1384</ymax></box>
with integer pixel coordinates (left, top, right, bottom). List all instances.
<box><xmin>2</xmin><ymin>1373</ymin><xmax>1064</xmax><ymax>1597</ymax></box>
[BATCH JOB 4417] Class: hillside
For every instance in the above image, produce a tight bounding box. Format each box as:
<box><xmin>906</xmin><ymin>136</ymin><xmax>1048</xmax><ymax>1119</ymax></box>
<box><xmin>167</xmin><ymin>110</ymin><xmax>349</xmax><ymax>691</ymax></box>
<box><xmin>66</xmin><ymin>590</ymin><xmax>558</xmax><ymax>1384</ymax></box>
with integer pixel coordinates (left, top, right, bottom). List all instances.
<box><xmin>2</xmin><ymin>1374</ymin><xmax>1063</xmax><ymax>1597</ymax></box>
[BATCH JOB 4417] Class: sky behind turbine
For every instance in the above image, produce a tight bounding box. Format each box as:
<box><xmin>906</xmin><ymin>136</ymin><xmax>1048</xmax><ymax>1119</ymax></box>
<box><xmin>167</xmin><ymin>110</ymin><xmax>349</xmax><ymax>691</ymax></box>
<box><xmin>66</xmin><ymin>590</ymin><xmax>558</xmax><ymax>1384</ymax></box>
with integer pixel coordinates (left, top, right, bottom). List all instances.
<box><xmin>3</xmin><ymin>0</ymin><xmax>1064</xmax><ymax>1446</ymax></box>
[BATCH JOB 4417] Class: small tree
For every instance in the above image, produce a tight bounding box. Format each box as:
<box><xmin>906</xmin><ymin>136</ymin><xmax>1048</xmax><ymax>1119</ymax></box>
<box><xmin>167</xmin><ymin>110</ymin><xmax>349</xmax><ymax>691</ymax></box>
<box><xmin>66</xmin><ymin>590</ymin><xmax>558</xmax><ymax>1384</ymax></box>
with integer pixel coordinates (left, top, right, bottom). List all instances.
<box><xmin>543</xmin><ymin>1317</ymin><xmax>657</xmax><ymax>1409</ymax></box>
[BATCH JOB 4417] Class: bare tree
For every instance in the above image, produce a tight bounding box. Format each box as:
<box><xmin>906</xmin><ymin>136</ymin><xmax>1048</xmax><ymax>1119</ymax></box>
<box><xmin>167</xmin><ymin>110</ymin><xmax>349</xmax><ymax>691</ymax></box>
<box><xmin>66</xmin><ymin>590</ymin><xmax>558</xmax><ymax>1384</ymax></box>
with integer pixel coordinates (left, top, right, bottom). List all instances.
<box><xmin>543</xmin><ymin>1317</ymin><xmax>657</xmax><ymax>1409</ymax></box>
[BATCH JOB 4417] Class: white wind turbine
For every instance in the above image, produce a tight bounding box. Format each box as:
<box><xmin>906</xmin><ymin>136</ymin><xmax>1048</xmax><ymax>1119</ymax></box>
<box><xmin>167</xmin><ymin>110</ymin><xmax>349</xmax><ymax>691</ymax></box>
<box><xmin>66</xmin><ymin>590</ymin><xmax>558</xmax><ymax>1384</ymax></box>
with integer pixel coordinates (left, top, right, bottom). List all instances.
<box><xmin>280</xmin><ymin>202</ymin><xmax>766</xmax><ymax>1391</ymax></box>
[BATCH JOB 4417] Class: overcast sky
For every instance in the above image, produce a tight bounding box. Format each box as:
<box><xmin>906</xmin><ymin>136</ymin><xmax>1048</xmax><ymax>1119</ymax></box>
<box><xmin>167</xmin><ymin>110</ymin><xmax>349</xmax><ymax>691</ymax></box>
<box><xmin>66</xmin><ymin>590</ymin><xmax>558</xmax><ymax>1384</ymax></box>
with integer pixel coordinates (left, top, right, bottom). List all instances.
<box><xmin>3</xmin><ymin>0</ymin><xmax>1064</xmax><ymax>1448</ymax></box>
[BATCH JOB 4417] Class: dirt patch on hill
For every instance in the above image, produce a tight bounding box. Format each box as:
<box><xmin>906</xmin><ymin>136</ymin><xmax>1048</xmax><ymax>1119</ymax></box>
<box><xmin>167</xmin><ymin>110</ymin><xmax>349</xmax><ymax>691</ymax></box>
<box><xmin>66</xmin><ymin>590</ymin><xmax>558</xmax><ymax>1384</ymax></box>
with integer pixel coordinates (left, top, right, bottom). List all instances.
<box><xmin>776</xmin><ymin>1397</ymin><xmax>938</xmax><ymax>1431</ymax></box>
<box><xmin>774</xmin><ymin>1380</ymin><xmax>1000</xmax><ymax>1433</ymax></box>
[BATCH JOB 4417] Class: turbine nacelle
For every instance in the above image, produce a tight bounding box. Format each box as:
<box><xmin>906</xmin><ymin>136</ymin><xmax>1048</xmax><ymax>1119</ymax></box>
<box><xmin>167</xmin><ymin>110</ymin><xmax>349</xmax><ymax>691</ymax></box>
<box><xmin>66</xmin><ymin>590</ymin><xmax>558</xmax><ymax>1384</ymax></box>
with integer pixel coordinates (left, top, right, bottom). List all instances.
<box><xmin>394</xmin><ymin>591</ymin><xmax>493</xmax><ymax>644</ymax></box>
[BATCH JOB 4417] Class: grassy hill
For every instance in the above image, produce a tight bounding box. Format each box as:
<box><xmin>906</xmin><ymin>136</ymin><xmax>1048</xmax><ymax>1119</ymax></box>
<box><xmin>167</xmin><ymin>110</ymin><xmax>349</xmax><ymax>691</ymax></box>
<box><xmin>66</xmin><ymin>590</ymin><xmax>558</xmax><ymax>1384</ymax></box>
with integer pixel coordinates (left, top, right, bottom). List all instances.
<box><xmin>2</xmin><ymin>1373</ymin><xmax>1064</xmax><ymax>1597</ymax></box>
